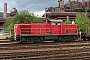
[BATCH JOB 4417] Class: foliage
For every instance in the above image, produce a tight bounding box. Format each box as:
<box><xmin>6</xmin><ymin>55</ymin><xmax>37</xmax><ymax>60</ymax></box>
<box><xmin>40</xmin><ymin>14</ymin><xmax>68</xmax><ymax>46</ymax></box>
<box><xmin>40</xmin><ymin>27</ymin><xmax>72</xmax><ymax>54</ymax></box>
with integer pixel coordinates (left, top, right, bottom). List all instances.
<box><xmin>75</xmin><ymin>12</ymin><xmax>90</xmax><ymax>33</ymax></box>
<box><xmin>62</xmin><ymin>20</ymin><xmax>72</xmax><ymax>24</ymax></box>
<box><xmin>31</xmin><ymin>18</ymin><xmax>45</xmax><ymax>23</ymax></box>
<box><xmin>13</xmin><ymin>10</ymin><xmax>37</xmax><ymax>24</ymax></box>
<box><xmin>4</xmin><ymin>10</ymin><xmax>44</xmax><ymax>32</ymax></box>
<box><xmin>4</xmin><ymin>17</ymin><xmax>14</xmax><ymax>31</ymax></box>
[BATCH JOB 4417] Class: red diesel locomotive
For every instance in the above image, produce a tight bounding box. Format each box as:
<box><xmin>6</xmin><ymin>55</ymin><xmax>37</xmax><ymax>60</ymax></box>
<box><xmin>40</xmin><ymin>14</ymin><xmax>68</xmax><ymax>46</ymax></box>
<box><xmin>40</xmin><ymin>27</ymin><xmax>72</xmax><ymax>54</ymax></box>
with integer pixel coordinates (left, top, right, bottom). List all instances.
<box><xmin>11</xmin><ymin>19</ymin><xmax>79</xmax><ymax>43</ymax></box>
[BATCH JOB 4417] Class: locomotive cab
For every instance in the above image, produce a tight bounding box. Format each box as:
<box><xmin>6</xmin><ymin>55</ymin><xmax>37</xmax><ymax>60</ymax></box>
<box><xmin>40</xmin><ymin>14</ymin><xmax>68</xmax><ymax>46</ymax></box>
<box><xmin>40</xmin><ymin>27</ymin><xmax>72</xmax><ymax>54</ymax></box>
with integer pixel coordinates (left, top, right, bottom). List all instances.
<box><xmin>45</xmin><ymin>19</ymin><xmax>62</xmax><ymax>25</ymax></box>
<box><xmin>50</xmin><ymin>19</ymin><xmax>62</xmax><ymax>25</ymax></box>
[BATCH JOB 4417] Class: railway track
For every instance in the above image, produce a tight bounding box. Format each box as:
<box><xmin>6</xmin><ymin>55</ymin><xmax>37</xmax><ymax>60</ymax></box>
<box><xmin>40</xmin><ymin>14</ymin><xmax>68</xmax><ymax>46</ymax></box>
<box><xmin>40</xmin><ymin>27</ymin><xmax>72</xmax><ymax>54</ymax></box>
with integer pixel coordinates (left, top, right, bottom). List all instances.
<box><xmin>0</xmin><ymin>41</ymin><xmax>90</xmax><ymax>60</ymax></box>
<box><xmin>0</xmin><ymin>47</ymin><xmax>90</xmax><ymax>60</ymax></box>
<box><xmin>0</xmin><ymin>49</ymin><xmax>90</xmax><ymax>60</ymax></box>
<box><xmin>0</xmin><ymin>39</ymin><xmax>19</xmax><ymax>44</ymax></box>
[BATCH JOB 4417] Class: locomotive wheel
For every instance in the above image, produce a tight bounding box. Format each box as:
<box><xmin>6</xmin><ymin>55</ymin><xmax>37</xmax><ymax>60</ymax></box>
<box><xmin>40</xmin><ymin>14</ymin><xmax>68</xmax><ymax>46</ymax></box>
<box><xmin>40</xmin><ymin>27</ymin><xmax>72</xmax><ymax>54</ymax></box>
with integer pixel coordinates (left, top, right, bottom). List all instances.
<box><xmin>54</xmin><ymin>39</ymin><xmax>59</xmax><ymax>42</ymax></box>
<box><xmin>20</xmin><ymin>36</ymin><xmax>44</xmax><ymax>43</ymax></box>
<box><xmin>33</xmin><ymin>37</ymin><xmax>43</xmax><ymax>43</ymax></box>
<box><xmin>57</xmin><ymin>36</ymin><xmax>77</xmax><ymax>42</ymax></box>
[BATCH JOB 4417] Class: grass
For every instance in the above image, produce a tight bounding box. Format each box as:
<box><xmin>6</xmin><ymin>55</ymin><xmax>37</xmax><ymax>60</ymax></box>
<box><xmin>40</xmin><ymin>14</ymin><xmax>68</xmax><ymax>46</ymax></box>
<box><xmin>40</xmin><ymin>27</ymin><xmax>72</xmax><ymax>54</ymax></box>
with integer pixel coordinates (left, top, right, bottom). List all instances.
<box><xmin>3</xmin><ymin>34</ymin><xmax>10</xmax><ymax>37</ymax></box>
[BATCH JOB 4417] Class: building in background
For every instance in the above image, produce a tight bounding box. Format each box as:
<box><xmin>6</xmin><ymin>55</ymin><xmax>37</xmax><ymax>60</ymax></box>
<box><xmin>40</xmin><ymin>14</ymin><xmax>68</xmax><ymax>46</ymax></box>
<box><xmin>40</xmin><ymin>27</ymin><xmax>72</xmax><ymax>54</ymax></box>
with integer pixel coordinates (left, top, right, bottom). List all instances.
<box><xmin>44</xmin><ymin>0</ymin><xmax>90</xmax><ymax>21</ymax></box>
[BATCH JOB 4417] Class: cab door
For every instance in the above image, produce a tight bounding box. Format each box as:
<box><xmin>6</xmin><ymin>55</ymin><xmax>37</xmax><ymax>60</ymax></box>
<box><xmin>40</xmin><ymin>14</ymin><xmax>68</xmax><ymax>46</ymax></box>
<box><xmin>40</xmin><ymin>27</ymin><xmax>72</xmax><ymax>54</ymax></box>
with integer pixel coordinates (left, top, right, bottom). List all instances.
<box><xmin>51</xmin><ymin>23</ymin><xmax>61</xmax><ymax>34</ymax></box>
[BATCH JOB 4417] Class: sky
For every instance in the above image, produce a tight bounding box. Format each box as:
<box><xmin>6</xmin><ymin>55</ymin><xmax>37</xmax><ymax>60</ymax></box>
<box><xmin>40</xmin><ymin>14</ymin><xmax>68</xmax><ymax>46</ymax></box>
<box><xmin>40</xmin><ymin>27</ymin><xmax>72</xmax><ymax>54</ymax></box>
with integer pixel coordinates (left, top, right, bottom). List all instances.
<box><xmin>0</xmin><ymin>0</ymin><xmax>83</xmax><ymax>17</ymax></box>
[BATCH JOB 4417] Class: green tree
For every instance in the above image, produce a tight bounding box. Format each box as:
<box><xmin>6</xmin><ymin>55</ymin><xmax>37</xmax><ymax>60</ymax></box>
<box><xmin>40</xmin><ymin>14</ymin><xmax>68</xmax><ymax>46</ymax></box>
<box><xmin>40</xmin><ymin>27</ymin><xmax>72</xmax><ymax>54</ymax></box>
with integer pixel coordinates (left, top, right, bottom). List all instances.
<box><xmin>62</xmin><ymin>20</ymin><xmax>72</xmax><ymax>24</ymax></box>
<box><xmin>75</xmin><ymin>12</ymin><xmax>90</xmax><ymax>33</ymax></box>
<box><xmin>31</xmin><ymin>18</ymin><xmax>45</xmax><ymax>23</ymax></box>
<box><xmin>13</xmin><ymin>10</ymin><xmax>37</xmax><ymax>24</ymax></box>
<box><xmin>4</xmin><ymin>10</ymin><xmax>44</xmax><ymax>32</ymax></box>
<box><xmin>4</xmin><ymin>17</ymin><xmax>14</xmax><ymax>31</ymax></box>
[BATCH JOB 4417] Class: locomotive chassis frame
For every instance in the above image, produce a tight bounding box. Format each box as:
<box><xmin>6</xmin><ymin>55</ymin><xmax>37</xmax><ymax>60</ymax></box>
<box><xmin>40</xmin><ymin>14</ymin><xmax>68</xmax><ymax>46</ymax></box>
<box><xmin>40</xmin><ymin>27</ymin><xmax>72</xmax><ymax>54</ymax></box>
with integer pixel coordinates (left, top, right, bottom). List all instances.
<box><xmin>13</xmin><ymin>33</ymin><xmax>79</xmax><ymax>43</ymax></box>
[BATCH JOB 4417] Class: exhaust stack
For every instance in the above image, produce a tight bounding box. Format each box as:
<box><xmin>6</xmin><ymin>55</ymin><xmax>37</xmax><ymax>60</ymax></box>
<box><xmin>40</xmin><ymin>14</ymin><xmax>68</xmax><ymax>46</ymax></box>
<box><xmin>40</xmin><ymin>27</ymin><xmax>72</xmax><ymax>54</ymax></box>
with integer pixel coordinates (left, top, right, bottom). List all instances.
<box><xmin>68</xmin><ymin>0</ymin><xmax>71</xmax><ymax>2</ymax></box>
<box><xmin>82</xmin><ymin>0</ymin><xmax>85</xmax><ymax>4</ymax></box>
<box><xmin>3</xmin><ymin>3</ymin><xmax>7</xmax><ymax>19</ymax></box>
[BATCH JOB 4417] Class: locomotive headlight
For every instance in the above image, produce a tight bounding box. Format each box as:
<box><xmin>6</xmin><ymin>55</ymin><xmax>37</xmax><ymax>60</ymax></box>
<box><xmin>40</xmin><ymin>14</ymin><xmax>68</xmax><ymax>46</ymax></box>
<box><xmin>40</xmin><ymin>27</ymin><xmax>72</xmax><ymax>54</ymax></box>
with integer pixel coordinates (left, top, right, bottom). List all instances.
<box><xmin>14</xmin><ymin>25</ymin><xmax>17</xmax><ymax>28</ymax></box>
<box><xmin>15</xmin><ymin>26</ymin><xmax>17</xmax><ymax>28</ymax></box>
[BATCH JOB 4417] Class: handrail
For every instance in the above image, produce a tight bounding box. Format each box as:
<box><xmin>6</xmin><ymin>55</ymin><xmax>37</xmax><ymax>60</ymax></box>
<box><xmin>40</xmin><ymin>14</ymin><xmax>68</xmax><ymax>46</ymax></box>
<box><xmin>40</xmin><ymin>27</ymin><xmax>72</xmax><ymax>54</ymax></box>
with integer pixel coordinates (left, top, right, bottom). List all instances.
<box><xmin>20</xmin><ymin>28</ymin><xmax>51</xmax><ymax>34</ymax></box>
<box><xmin>64</xmin><ymin>28</ymin><xmax>78</xmax><ymax>34</ymax></box>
